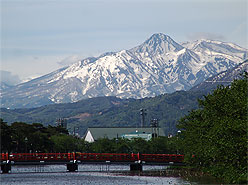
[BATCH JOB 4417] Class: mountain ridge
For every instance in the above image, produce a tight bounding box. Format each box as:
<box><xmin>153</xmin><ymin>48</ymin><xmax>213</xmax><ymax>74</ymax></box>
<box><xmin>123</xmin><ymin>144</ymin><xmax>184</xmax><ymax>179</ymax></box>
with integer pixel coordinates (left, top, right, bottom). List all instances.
<box><xmin>1</xmin><ymin>33</ymin><xmax>247</xmax><ymax>108</ymax></box>
<box><xmin>1</xmin><ymin>61</ymin><xmax>247</xmax><ymax>135</ymax></box>
<box><xmin>190</xmin><ymin>60</ymin><xmax>248</xmax><ymax>92</ymax></box>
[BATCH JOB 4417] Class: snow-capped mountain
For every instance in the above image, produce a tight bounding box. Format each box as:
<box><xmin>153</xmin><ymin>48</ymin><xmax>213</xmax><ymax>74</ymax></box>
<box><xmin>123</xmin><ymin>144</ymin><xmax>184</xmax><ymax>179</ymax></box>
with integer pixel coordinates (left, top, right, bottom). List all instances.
<box><xmin>1</xmin><ymin>33</ymin><xmax>247</xmax><ymax>108</ymax></box>
<box><xmin>0</xmin><ymin>82</ymin><xmax>13</xmax><ymax>91</ymax></box>
<box><xmin>182</xmin><ymin>39</ymin><xmax>247</xmax><ymax>63</ymax></box>
<box><xmin>190</xmin><ymin>60</ymin><xmax>248</xmax><ymax>92</ymax></box>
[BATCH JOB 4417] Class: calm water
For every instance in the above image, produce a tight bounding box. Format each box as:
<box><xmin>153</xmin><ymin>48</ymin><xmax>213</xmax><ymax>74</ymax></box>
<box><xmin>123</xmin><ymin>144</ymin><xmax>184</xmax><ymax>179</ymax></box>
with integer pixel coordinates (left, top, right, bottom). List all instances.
<box><xmin>0</xmin><ymin>164</ymin><xmax>195</xmax><ymax>185</ymax></box>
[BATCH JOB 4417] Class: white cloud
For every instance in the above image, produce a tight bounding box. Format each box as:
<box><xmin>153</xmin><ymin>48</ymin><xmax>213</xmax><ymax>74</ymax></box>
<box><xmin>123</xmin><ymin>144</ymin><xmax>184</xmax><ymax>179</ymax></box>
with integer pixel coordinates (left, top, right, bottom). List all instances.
<box><xmin>0</xmin><ymin>70</ymin><xmax>21</xmax><ymax>85</ymax></box>
<box><xmin>186</xmin><ymin>32</ymin><xmax>226</xmax><ymax>41</ymax></box>
<box><xmin>21</xmin><ymin>74</ymin><xmax>43</xmax><ymax>83</ymax></box>
<box><xmin>57</xmin><ymin>55</ymin><xmax>82</xmax><ymax>67</ymax></box>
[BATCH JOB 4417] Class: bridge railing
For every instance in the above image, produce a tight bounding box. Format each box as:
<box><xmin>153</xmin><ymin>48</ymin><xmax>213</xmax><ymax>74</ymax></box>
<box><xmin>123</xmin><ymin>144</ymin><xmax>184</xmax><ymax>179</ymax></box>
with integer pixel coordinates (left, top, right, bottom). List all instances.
<box><xmin>1</xmin><ymin>153</ymin><xmax>75</xmax><ymax>162</ymax></box>
<box><xmin>1</xmin><ymin>153</ymin><xmax>184</xmax><ymax>163</ymax></box>
<box><xmin>75</xmin><ymin>153</ymin><xmax>139</xmax><ymax>162</ymax></box>
<box><xmin>141</xmin><ymin>154</ymin><xmax>184</xmax><ymax>163</ymax></box>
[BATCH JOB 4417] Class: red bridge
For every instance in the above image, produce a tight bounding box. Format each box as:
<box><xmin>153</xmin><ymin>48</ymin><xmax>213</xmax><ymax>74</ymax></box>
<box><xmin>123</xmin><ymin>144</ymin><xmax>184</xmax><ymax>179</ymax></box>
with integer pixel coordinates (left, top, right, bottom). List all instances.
<box><xmin>1</xmin><ymin>153</ymin><xmax>184</xmax><ymax>173</ymax></box>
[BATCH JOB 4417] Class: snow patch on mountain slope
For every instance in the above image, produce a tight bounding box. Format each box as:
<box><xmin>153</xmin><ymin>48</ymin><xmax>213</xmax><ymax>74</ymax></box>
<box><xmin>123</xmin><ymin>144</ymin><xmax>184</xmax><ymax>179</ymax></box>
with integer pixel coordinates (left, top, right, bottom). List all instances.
<box><xmin>1</xmin><ymin>33</ymin><xmax>247</xmax><ymax>108</ymax></box>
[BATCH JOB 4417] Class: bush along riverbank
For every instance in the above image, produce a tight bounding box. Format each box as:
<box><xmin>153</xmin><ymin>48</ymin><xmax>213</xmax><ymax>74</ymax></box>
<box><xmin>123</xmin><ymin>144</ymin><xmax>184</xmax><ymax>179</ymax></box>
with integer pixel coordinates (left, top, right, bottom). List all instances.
<box><xmin>168</xmin><ymin>165</ymin><xmax>247</xmax><ymax>184</ymax></box>
<box><xmin>113</xmin><ymin>166</ymin><xmax>223</xmax><ymax>184</ymax></box>
<box><xmin>140</xmin><ymin>165</ymin><xmax>245</xmax><ymax>184</ymax></box>
<box><xmin>166</xmin><ymin>166</ymin><xmax>226</xmax><ymax>184</ymax></box>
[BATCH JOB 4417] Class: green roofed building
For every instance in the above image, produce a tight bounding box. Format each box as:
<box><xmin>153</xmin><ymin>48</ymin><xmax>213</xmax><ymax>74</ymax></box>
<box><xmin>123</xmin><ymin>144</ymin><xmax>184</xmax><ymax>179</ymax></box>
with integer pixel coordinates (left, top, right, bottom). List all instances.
<box><xmin>122</xmin><ymin>131</ymin><xmax>153</xmax><ymax>141</ymax></box>
<box><xmin>84</xmin><ymin>127</ymin><xmax>165</xmax><ymax>142</ymax></box>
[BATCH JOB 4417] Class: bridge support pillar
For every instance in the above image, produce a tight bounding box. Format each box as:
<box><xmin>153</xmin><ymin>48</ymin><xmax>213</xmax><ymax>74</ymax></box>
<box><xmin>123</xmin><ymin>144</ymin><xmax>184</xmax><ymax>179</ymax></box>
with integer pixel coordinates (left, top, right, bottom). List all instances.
<box><xmin>130</xmin><ymin>163</ymin><xmax>142</xmax><ymax>172</ymax></box>
<box><xmin>67</xmin><ymin>163</ymin><xmax>78</xmax><ymax>172</ymax></box>
<box><xmin>1</xmin><ymin>163</ymin><xmax>11</xmax><ymax>173</ymax></box>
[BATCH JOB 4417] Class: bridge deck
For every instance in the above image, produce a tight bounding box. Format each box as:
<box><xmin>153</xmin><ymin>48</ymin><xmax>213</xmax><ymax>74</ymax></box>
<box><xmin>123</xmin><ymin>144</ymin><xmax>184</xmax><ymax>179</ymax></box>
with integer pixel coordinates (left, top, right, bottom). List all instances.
<box><xmin>1</xmin><ymin>153</ymin><xmax>184</xmax><ymax>173</ymax></box>
<box><xmin>1</xmin><ymin>160</ymin><xmax>184</xmax><ymax>166</ymax></box>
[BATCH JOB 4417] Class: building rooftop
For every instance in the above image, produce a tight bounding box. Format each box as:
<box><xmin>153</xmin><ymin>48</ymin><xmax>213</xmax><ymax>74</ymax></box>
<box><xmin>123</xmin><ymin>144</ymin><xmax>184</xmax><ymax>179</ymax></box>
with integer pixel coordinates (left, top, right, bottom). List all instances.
<box><xmin>84</xmin><ymin>127</ymin><xmax>165</xmax><ymax>142</ymax></box>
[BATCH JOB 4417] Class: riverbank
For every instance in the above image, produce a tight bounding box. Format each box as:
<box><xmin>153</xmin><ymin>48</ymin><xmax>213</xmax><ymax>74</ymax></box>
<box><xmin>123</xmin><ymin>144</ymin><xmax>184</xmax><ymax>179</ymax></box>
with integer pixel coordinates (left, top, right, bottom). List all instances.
<box><xmin>165</xmin><ymin>166</ymin><xmax>223</xmax><ymax>184</ymax></box>
<box><xmin>112</xmin><ymin>167</ymin><xmax>224</xmax><ymax>184</ymax></box>
<box><xmin>113</xmin><ymin>166</ymin><xmax>248</xmax><ymax>184</ymax></box>
<box><xmin>168</xmin><ymin>166</ymin><xmax>247</xmax><ymax>184</ymax></box>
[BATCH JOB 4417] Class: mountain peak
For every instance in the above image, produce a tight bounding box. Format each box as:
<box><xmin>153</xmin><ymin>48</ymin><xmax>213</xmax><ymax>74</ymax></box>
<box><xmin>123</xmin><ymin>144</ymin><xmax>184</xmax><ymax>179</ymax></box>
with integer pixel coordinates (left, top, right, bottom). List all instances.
<box><xmin>131</xmin><ymin>33</ymin><xmax>184</xmax><ymax>54</ymax></box>
<box><xmin>145</xmin><ymin>33</ymin><xmax>180</xmax><ymax>46</ymax></box>
<box><xmin>148</xmin><ymin>33</ymin><xmax>171</xmax><ymax>41</ymax></box>
<box><xmin>1</xmin><ymin>33</ymin><xmax>247</xmax><ymax>108</ymax></box>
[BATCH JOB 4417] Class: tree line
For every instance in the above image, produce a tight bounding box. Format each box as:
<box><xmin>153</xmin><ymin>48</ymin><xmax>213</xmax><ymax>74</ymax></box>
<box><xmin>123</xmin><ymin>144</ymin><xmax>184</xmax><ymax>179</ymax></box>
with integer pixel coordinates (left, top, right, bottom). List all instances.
<box><xmin>0</xmin><ymin>119</ymin><xmax>178</xmax><ymax>154</ymax></box>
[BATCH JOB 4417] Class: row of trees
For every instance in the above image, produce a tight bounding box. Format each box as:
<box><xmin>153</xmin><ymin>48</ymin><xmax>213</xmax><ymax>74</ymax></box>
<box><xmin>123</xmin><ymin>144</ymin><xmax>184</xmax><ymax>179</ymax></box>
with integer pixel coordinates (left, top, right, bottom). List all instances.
<box><xmin>1</xmin><ymin>120</ymin><xmax>73</xmax><ymax>153</ymax></box>
<box><xmin>88</xmin><ymin>137</ymin><xmax>178</xmax><ymax>154</ymax></box>
<box><xmin>0</xmin><ymin>119</ymin><xmax>178</xmax><ymax>154</ymax></box>
<box><xmin>177</xmin><ymin>75</ymin><xmax>247</xmax><ymax>184</ymax></box>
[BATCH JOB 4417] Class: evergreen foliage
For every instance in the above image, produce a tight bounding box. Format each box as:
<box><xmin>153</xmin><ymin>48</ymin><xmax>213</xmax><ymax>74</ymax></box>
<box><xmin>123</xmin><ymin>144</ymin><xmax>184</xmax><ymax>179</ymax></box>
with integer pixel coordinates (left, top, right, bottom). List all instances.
<box><xmin>0</xmin><ymin>120</ymin><xmax>70</xmax><ymax>153</ymax></box>
<box><xmin>177</xmin><ymin>75</ymin><xmax>248</xmax><ymax>183</ymax></box>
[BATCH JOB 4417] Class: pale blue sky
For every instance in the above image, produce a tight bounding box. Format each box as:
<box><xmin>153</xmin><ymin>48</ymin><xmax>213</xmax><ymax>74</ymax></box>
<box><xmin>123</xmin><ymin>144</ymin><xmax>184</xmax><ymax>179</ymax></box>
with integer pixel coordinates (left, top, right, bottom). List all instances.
<box><xmin>1</xmin><ymin>0</ymin><xmax>247</xmax><ymax>83</ymax></box>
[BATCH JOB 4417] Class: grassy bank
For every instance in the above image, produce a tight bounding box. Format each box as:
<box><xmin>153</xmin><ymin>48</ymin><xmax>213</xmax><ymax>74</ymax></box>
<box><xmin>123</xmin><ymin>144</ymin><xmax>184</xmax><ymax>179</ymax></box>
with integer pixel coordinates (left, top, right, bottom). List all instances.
<box><xmin>112</xmin><ymin>166</ymin><xmax>223</xmax><ymax>184</ymax></box>
<box><xmin>167</xmin><ymin>166</ymin><xmax>223</xmax><ymax>184</ymax></box>
<box><xmin>168</xmin><ymin>166</ymin><xmax>247</xmax><ymax>184</ymax></box>
<box><xmin>115</xmin><ymin>165</ymin><xmax>247</xmax><ymax>184</ymax></box>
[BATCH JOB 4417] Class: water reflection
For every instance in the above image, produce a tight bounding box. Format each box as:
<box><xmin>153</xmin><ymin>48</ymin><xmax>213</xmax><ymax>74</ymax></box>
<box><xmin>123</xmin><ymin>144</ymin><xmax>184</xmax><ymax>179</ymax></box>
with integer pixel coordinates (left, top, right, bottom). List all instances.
<box><xmin>1</xmin><ymin>165</ymin><xmax>191</xmax><ymax>185</ymax></box>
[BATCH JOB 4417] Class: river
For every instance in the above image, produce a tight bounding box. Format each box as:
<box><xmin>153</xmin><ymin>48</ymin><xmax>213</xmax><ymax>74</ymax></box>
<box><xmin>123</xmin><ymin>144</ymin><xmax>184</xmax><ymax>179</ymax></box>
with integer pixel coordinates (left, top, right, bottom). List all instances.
<box><xmin>0</xmin><ymin>164</ymin><xmax>207</xmax><ymax>185</ymax></box>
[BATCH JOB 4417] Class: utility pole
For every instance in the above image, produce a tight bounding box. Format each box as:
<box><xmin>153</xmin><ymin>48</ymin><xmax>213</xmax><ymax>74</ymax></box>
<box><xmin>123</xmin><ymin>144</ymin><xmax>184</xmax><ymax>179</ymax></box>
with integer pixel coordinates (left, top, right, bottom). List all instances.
<box><xmin>140</xmin><ymin>109</ymin><xmax>147</xmax><ymax>127</ymax></box>
<box><xmin>56</xmin><ymin>118</ymin><xmax>67</xmax><ymax>129</ymax></box>
<box><xmin>150</xmin><ymin>119</ymin><xmax>159</xmax><ymax>138</ymax></box>
<box><xmin>73</xmin><ymin>127</ymin><xmax>79</xmax><ymax>137</ymax></box>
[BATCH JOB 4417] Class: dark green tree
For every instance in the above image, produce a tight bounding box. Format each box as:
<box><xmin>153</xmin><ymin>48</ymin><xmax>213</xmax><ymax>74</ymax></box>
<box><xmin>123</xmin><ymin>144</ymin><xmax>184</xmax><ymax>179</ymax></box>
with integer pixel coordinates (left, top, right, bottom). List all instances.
<box><xmin>0</xmin><ymin>121</ymin><xmax>74</xmax><ymax>153</ymax></box>
<box><xmin>0</xmin><ymin>119</ymin><xmax>12</xmax><ymax>152</ymax></box>
<box><xmin>115</xmin><ymin>138</ymin><xmax>132</xmax><ymax>153</ymax></box>
<box><xmin>91</xmin><ymin>138</ymin><xmax>115</xmax><ymax>153</ymax></box>
<box><xmin>11</xmin><ymin>122</ymin><xmax>35</xmax><ymax>152</ymax></box>
<box><xmin>149</xmin><ymin>137</ymin><xmax>172</xmax><ymax>154</ymax></box>
<box><xmin>177</xmin><ymin>76</ymin><xmax>248</xmax><ymax>183</ymax></box>
<box><xmin>129</xmin><ymin>138</ymin><xmax>151</xmax><ymax>154</ymax></box>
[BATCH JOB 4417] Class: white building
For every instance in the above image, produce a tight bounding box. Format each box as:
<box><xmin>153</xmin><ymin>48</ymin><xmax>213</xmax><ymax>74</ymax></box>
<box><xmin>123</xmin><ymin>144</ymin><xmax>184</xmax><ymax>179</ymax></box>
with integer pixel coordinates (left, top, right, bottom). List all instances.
<box><xmin>84</xmin><ymin>127</ymin><xmax>165</xmax><ymax>143</ymax></box>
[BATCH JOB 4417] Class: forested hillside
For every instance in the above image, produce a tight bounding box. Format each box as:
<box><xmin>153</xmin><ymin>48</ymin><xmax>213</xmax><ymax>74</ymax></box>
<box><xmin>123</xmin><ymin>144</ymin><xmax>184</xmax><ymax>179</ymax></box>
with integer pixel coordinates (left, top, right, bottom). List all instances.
<box><xmin>1</xmin><ymin>91</ymin><xmax>203</xmax><ymax>135</ymax></box>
